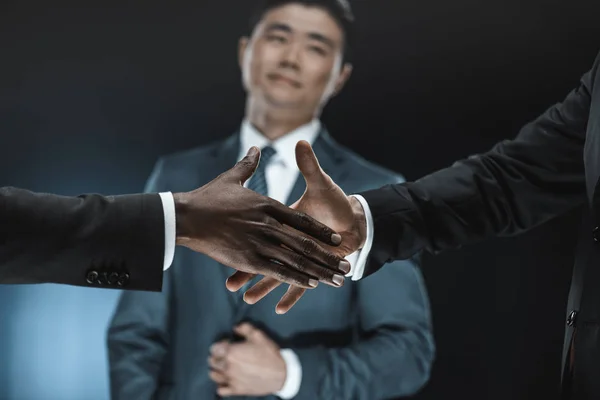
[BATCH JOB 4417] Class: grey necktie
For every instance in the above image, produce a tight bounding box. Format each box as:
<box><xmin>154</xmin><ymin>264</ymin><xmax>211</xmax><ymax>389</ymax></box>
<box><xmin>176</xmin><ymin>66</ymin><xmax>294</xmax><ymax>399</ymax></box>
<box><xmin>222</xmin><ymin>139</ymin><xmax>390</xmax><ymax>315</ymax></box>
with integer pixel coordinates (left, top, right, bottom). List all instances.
<box><xmin>246</xmin><ymin>145</ymin><xmax>276</xmax><ymax>196</ymax></box>
<box><xmin>237</xmin><ymin>145</ymin><xmax>277</xmax><ymax>298</ymax></box>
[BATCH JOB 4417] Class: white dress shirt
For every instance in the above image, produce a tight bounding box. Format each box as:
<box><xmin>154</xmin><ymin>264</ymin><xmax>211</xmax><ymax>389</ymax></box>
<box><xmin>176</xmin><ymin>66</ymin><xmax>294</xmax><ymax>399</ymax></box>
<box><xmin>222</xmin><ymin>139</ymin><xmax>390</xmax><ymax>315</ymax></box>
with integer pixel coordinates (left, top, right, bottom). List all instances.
<box><xmin>156</xmin><ymin>119</ymin><xmax>375</xmax><ymax>398</ymax></box>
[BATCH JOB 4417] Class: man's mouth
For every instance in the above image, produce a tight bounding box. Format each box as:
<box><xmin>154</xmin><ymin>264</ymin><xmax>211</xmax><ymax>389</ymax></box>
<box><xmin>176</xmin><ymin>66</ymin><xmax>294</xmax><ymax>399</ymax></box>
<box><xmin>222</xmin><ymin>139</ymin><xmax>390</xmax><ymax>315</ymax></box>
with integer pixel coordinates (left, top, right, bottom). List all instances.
<box><xmin>268</xmin><ymin>73</ymin><xmax>301</xmax><ymax>88</ymax></box>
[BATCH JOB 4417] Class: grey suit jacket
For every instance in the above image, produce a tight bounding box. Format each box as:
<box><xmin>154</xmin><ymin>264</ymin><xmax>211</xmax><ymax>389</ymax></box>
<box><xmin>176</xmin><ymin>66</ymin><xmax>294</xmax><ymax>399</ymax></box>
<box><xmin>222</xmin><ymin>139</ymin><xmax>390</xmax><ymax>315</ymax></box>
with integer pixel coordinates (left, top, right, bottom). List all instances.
<box><xmin>107</xmin><ymin>130</ymin><xmax>435</xmax><ymax>400</ymax></box>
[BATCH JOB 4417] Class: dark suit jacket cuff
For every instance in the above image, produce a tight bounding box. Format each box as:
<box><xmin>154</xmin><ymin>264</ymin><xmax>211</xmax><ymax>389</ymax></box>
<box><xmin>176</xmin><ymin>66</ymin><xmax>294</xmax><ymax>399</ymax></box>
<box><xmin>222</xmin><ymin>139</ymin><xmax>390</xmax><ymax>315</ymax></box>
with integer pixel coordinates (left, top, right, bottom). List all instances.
<box><xmin>97</xmin><ymin>193</ymin><xmax>165</xmax><ymax>292</ymax></box>
<box><xmin>358</xmin><ymin>184</ymin><xmax>421</xmax><ymax>278</ymax></box>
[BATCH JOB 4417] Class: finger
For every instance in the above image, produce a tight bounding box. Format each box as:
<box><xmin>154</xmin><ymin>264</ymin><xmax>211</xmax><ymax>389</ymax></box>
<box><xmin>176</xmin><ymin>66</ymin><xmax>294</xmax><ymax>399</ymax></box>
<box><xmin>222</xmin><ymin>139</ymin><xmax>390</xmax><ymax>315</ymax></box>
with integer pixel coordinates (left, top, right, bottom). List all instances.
<box><xmin>225</xmin><ymin>271</ymin><xmax>255</xmax><ymax>292</ymax></box>
<box><xmin>274</xmin><ymin>227</ymin><xmax>350</xmax><ymax>275</ymax></box>
<box><xmin>217</xmin><ymin>385</ymin><xmax>236</xmax><ymax>397</ymax></box>
<box><xmin>295</xmin><ymin>140</ymin><xmax>333</xmax><ymax>190</ymax></box>
<box><xmin>243</xmin><ymin>277</ymin><xmax>282</xmax><ymax>305</ymax></box>
<box><xmin>209</xmin><ymin>370</ymin><xmax>229</xmax><ymax>385</ymax></box>
<box><xmin>208</xmin><ymin>356</ymin><xmax>228</xmax><ymax>372</ymax></box>
<box><xmin>269</xmin><ymin>202</ymin><xmax>342</xmax><ymax>246</ymax></box>
<box><xmin>227</xmin><ymin>146</ymin><xmax>260</xmax><ymax>184</ymax></box>
<box><xmin>276</xmin><ymin>286</ymin><xmax>307</xmax><ymax>314</ymax></box>
<box><xmin>260</xmin><ymin>244</ymin><xmax>345</xmax><ymax>288</ymax></box>
<box><xmin>250</xmin><ymin>256</ymin><xmax>319</xmax><ymax>289</ymax></box>
<box><xmin>210</xmin><ymin>341</ymin><xmax>229</xmax><ymax>357</ymax></box>
<box><xmin>233</xmin><ymin>322</ymin><xmax>255</xmax><ymax>337</ymax></box>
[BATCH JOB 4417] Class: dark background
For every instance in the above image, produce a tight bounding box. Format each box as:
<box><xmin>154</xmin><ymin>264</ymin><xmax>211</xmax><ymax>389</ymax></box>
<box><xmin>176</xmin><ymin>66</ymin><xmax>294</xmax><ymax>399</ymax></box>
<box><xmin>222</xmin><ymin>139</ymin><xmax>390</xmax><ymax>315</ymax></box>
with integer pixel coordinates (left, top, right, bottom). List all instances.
<box><xmin>1</xmin><ymin>0</ymin><xmax>599</xmax><ymax>399</ymax></box>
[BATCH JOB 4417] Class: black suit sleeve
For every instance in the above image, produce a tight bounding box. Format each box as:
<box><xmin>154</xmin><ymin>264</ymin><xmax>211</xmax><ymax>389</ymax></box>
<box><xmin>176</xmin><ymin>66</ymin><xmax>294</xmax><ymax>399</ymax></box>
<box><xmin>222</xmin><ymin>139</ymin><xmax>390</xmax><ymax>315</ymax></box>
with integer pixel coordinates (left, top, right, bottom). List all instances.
<box><xmin>359</xmin><ymin>53</ymin><xmax>599</xmax><ymax>278</ymax></box>
<box><xmin>0</xmin><ymin>186</ymin><xmax>165</xmax><ymax>291</ymax></box>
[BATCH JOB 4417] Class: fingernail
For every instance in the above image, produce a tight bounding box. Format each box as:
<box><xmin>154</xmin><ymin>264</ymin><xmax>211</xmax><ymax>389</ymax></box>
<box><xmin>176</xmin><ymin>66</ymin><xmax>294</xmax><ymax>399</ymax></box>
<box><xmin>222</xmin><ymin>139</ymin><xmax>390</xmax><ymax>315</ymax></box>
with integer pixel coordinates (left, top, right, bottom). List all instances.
<box><xmin>331</xmin><ymin>233</ymin><xmax>342</xmax><ymax>245</ymax></box>
<box><xmin>308</xmin><ymin>279</ymin><xmax>318</xmax><ymax>288</ymax></box>
<box><xmin>242</xmin><ymin>293</ymin><xmax>255</xmax><ymax>304</ymax></box>
<box><xmin>248</xmin><ymin>146</ymin><xmax>259</xmax><ymax>156</ymax></box>
<box><xmin>338</xmin><ymin>260</ymin><xmax>350</xmax><ymax>273</ymax></box>
<box><xmin>332</xmin><ymin>274</ymin><xmax>344</xmax><ymax>286</ymax></box>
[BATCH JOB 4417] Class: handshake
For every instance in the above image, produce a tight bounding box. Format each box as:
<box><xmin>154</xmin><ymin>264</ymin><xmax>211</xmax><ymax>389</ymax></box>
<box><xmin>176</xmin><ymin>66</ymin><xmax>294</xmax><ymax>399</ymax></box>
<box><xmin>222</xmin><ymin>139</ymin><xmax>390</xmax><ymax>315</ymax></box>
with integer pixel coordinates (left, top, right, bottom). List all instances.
<box><xmin>174</xmin><ymin>140</ymin><xmax>368</xmax><ymax>313</ymax></box>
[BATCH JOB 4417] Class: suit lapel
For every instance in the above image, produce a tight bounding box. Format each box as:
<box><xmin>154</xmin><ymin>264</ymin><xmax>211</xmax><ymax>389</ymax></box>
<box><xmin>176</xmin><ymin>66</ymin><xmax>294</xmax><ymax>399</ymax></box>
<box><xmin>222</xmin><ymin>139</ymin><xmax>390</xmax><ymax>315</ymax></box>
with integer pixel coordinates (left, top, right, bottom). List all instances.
<box><xmin>211</xmin><ymin>132</ymin><xmax>241</xmax><ymax>175</ymax></box>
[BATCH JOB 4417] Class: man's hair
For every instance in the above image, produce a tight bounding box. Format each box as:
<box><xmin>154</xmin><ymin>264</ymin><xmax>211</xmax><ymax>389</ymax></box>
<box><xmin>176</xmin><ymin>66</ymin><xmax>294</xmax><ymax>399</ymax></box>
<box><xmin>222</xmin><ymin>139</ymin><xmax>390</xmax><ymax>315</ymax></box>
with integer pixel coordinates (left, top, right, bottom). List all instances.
<box><xmin>247</xmin><ymin>0</ymin><xmax>355</xmax><ymax>63</ymax></box>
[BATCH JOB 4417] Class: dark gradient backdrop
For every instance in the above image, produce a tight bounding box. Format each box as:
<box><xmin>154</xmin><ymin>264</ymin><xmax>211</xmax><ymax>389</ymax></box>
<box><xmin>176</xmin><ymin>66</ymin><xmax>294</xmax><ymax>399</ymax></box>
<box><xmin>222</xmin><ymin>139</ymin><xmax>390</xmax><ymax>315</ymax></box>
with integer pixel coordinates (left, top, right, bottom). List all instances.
<box><xmin>1</xmin><ymin>1</ymin><xmax>599</xmax><ymax>399</ymax></box>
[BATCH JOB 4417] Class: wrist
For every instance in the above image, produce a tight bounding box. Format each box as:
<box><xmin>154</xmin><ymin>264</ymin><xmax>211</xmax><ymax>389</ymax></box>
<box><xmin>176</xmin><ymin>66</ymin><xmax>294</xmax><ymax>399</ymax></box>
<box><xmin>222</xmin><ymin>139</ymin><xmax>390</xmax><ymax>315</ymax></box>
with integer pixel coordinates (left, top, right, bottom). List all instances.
<box><xmin>173</xmin><ymin>192</ymin><xmax>192</xmax><ymax>244</ymax></box>
<box><xmin>274</xmin><ymin>350</ymin><xmax>288</xmax><ymax>392</ymax></box>
<box><xmin>276</xmin><ymin>348</ymin><xmax>302</xmax><ymax>399</ymax></box>
<box><xmin>350</xmin><ymin>195</ymin><xmax>367</xmax><ymax>249</ymax></box>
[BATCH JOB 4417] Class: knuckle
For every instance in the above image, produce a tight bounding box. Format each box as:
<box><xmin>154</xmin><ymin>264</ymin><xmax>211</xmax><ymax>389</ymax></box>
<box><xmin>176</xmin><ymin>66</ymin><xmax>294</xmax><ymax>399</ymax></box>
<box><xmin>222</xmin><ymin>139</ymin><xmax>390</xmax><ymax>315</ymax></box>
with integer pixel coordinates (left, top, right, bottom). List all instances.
<box><xmin>263</xmin><ymin>215</ymin><xmax>277</xmax><ymax>226</ymax></box>
<box><xmin>262</xmin><ymin>200</ymin><xmax>276</xmax><ymax>212</ymax></box>
<box><xmin>300</xmin><ymin>236</ymin><xmax>315</xmax><ymax>256</ymax></box>
<box><xmin>321</xmin><ymin>224</ymin><xmax>332</xmax><ymax>238</ymax></box>
<box><xmin>291</xmin><ymin>253</ymin><xmax>307</xmax><ymax>272</ymax></box>
<box><xmin>325</xmin><ymin>251</ymin><xmax>339</xmax><ymax>266</ymax></box>
<box><xmin>297</xmin><ymin>212</ymin><xmax>311</xmax><ymax>225</ymax></box>
<box><xmin>256</xmin><ymin>199</ymin><xmax>269</xmax><ymax>211</ymax></box>
<box><xmin>254</xmin><ymin>221</ymin><xmax>272</xmax><ymax>237</ymax></box>
<box><xmin>319</xmin><ymin>265</ymin><xmax>334</xmax><ymax>278</ymax></box>
<box><xmin>274</xmin><ymin>262</ymin><xmax>289</xmax><ymax>282</ymax></box>
<box><xmin>250</xmin><ymin>330</ymin><xmax>261</xmax><ymax>341</ymax></box>
<box><xmin>238</xmin><ymin>157</ymin><xmax>254</xmax><ymax>168</ymax></box>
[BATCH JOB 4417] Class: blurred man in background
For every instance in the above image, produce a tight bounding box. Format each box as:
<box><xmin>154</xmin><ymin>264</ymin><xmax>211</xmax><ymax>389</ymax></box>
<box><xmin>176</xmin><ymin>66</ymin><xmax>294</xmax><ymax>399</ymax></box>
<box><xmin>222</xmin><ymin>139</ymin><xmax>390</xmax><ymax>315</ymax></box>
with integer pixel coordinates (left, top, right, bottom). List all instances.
<box><xmin>107</xmin><ymin>1</ymin><xmax>434</xmax><ymax>398</ymax></box>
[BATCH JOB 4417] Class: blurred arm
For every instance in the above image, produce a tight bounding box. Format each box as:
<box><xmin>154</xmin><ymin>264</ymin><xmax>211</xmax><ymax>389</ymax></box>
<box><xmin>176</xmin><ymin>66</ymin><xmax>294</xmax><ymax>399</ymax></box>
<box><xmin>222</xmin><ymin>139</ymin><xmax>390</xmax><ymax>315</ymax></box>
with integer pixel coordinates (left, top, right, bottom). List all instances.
<box><xmin>358</xmin><ymin>55</ymin><xmax>598</xmax><ymax>277</ymax></box>
<box><xmin>0</xmin><ymin>186</ymin><xmax>165</xmax><ymax>290</ymax></box>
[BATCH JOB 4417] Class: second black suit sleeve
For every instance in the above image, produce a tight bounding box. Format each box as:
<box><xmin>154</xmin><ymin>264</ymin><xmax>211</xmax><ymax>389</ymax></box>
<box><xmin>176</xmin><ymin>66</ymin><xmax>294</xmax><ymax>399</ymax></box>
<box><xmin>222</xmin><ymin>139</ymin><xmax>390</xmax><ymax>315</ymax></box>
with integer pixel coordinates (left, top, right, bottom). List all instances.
<box><xmin>359</xmin><ymin>53</ymin><xmax>598</xmax><ymax>277</ymax></box>
<box><xmin>0</xmin><ymin>186</ymin><xmax>165</xmax><ymax>291</ymax></box>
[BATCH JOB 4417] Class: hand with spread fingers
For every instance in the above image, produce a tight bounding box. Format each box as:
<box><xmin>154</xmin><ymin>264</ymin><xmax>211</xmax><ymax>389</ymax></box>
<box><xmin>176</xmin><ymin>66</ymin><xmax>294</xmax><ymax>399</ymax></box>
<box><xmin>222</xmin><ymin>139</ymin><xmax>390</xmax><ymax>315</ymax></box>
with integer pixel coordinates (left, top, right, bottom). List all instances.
<box><xmin>226</xmin><ymin>141</ymin><xmax>368</xmax><ymax>313</ymax></box>
<box><xmin>175</xmin><ymin>145</ymin><xmax>351</xmax><ymax>290</ymax></box>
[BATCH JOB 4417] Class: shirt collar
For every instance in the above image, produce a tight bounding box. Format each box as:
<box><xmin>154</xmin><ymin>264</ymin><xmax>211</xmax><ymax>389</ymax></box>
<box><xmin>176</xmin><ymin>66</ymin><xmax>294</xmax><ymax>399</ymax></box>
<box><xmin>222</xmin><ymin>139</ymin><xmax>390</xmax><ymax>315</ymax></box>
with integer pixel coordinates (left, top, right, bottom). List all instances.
<box><xmin>238</xmin><ymin>119</ymin><xmax>321</xmax><ymax>167</ymax></box>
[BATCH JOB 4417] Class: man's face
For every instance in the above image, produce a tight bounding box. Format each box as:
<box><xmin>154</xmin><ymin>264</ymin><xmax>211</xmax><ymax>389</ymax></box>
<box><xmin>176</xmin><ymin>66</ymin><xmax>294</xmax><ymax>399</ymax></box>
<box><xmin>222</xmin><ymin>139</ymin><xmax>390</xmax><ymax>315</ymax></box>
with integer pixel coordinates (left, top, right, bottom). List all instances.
<box><xmin>239</xmin><ymin>3</ymin><xmax>352</xmax><ymax>113</ymax></box>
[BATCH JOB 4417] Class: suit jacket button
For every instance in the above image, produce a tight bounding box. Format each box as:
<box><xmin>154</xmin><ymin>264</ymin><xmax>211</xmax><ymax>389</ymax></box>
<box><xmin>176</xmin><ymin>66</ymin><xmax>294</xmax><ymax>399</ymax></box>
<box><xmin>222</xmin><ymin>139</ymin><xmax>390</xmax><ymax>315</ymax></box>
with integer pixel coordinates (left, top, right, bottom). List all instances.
<box><xmin>567</xmin><ymin>310</ymin><xmax>578</xmax><ymax>327</ymax></box>
<box><xmin>86</xmin><ymin>271</ymin><xmax>99</xmax><ymax>284</ymax></box>
<box><xmin>108</xmin><ymin>272</ymin><xmax>119</xmax><ymax>285</ymax></box>
<box><xmin>117</xmin><ymin>273</ymin><xmax>130</xmax><ymax>286</ymax></box>
<box><xmin>593</xmin><ymin>226</ymin><xmax>600</xmax><ymax>242</ymax></box>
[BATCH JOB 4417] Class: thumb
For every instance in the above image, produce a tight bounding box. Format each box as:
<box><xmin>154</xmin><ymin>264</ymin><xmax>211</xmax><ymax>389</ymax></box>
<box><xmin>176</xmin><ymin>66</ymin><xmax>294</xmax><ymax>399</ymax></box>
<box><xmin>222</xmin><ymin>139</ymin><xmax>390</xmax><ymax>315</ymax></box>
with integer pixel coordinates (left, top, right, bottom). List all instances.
<box><xmin>295</xmin><ymin>140</ymin><xmax>331</xmax><ymax>190</ymax></box>
<box><xmin>228</xmin><ymin>146</ymin><xmax>260</xmax><ymax>184</ymax></box>
<box><xmin>234</xmin><ymin>322</ymin><xmax>263</xmax><ymax>342</ymax></box>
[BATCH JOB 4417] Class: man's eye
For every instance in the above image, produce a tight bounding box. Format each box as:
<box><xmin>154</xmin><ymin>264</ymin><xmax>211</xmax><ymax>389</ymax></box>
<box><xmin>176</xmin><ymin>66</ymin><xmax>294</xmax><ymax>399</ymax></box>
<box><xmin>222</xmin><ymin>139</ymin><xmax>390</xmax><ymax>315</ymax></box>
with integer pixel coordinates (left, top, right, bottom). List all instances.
<box><xmin>267</xmin><ymin>35</ymin><xmax>286</xmax><ymax>43</ymax></box>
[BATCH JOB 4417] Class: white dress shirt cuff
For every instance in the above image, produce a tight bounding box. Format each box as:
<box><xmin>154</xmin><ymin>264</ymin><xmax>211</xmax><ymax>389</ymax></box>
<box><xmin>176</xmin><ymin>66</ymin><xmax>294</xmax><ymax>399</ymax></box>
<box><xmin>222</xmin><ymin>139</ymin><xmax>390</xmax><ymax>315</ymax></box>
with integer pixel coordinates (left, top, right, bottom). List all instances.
<box><xmin>347</xmin><ymin>194</ymin><xmax>374</xmax><ymax>281</ymax></box>
<box><xmin>276</xmin><ymin>349</ymin><xmax>302</xmax><ymax>399</ymax></box>
<box><xmin>158</xmin><ymin>192</ymin><xmax>176</xmax><ymax>271</ymax></box>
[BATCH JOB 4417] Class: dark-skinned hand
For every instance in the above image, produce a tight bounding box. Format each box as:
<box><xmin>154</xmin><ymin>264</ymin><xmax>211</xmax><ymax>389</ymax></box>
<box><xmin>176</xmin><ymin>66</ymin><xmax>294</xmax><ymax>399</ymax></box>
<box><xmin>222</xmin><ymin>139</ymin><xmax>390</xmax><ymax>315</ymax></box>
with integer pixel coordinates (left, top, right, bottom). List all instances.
<box><xmin>173</xmin><ymin>145</ymin><xmax>351</xmax><ymax>289</ymax></box>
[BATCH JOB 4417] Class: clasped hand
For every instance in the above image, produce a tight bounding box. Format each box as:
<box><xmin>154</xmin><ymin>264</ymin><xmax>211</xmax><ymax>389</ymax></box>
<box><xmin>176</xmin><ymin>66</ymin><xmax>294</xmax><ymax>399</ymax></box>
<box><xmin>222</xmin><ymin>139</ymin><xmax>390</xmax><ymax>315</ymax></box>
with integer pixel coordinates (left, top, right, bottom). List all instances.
<box><xmin>226</xmin><ymin>140</ymin><xmax>367</xmax><ymax>313</ymax></box>
<box><xmin>176</xmin><ymin>140</ymin><xmax>366</xmax><ymax>314</ymax></box>
<box><xmin>208</xmin><ymin>323</ymin><xmax>286</xmax><ymax>397</ymax></box>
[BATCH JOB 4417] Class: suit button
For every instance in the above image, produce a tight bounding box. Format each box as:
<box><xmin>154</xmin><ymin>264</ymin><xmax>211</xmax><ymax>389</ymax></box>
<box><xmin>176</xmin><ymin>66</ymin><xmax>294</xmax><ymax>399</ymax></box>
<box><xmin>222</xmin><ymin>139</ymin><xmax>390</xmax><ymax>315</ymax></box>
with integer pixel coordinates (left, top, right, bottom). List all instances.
<box><xmin>593</xmin><ymin>226</ymin><xmax>600</xmax><ymax>242</ymax></box>
<box><xmin>96</xmin><ymin>272</ymin><xmax>106</xmax><ymax>285</ymax></box>
<box><xmin>567</xmin><ymin>310</ymin><xmax>578</xmax><ymax>327</ymax></box>
<box><xmin>117</xmin><ymin>273</ymin><xmax>130</xmax><ymax>287</ymax></box>
<box><xmin>108</xmin><ymin>272</ymin><xmax>119</xmax><ymax>285</ymax></box>
<box><xmin>86</xmin><ymin>270</ymin><xmax>99</xmax><ymax>284</ymax></box>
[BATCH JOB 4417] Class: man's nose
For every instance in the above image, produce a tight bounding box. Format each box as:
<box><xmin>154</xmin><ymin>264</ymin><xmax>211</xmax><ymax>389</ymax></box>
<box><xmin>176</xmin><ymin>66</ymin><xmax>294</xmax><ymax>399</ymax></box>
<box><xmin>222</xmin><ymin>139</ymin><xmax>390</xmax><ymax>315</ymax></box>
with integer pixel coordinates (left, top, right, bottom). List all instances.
<box><xmin>279</xmin><ymin>43</ymin><xmax>301</xmax><ymax>70</ymax></box>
